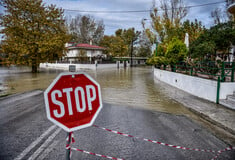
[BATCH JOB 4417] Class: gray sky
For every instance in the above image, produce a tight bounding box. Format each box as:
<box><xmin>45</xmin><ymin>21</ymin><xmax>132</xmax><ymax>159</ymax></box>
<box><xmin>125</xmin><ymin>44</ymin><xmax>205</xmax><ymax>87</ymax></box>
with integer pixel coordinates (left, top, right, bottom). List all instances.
<box><xmin>45</xmin><ymin>0</ymin><xmax>226</xmax><ymax>35</ymax></box>
<box><xmin>0</xmin><ymin>0</ymin><xmax>227</xmax><ymax>35</ymax></box>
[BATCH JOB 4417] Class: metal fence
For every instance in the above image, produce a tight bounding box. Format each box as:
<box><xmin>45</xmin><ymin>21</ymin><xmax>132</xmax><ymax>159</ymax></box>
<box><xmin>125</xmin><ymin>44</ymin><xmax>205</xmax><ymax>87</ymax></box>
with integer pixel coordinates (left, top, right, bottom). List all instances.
<box><xmin>155</xmin><ymin>61</ymin><xmax>235</xmax><ymax>82</ymax></box>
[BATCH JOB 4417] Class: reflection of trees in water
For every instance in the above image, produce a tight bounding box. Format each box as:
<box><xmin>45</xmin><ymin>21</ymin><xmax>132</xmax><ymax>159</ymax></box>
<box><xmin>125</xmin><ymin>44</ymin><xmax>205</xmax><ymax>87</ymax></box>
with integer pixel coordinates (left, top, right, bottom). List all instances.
<box><xmin>0</xmin><ymin>68</ymin><xmax>58</xmax><ymax>96</ymax></box>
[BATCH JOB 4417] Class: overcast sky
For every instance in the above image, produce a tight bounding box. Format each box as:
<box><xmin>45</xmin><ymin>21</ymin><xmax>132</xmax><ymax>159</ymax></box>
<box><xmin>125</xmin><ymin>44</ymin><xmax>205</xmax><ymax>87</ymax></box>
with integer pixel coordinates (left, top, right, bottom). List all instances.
<box><xmin>0</xmin><ymin>0</ymin><xmax>227</xmax><ymax>35</ymax></box>
<box><xmin>45</xmin><ymin>0</ymin><xmax>226</xmax><ymax>35</ymax></box>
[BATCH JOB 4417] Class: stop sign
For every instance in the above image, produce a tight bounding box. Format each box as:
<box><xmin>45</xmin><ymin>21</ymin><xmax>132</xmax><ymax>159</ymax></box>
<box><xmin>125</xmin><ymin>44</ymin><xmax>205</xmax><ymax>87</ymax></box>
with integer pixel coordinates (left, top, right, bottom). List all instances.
<box><xmin>44</xmin><ymin>72</ymin><xmax>102</xmax><ymax>132</ymax></box>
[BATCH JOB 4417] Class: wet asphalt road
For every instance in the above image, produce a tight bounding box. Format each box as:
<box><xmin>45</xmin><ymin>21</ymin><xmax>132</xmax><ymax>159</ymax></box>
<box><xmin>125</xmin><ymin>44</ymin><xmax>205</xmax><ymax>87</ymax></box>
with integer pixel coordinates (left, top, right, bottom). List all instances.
<box><xmin>0</xmin><ymin>91</ymin><xmax>234</xmax><ymax>160</ymax></box>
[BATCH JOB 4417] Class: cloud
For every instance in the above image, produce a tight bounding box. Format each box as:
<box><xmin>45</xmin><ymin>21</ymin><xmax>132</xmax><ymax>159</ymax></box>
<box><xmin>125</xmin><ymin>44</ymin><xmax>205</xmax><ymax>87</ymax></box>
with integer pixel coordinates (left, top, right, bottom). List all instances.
<box><xmin>44</xmin><ymin>0</ymin><xmax>152</xmax><ymax>34</ymax></box>
<box><xmin>23</xmin><ymin>0</ymin><xmax>229</xmax><ymax>35</ymax></box>
<box><xmin>185</xmin><ymin>0</ymin><xmax>225</xmax><ymax>27</ymax></box>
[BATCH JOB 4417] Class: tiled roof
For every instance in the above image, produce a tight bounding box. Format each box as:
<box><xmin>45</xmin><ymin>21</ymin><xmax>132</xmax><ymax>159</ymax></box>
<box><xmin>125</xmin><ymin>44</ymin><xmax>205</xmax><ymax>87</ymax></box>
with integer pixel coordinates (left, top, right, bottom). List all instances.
<box><xmin>68</xmin><ymin>43</ymin><xmax>105</xmax><ymax>50</ymax></box>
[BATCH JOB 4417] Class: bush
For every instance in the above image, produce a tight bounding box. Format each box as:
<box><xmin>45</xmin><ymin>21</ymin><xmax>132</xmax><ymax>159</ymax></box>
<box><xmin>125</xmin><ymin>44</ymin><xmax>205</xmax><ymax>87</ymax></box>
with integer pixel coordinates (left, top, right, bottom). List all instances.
<box><xmin>146</xmin><ymin>56</ymin><xmax>168</xmax><ymax>66</ymax></box>
<box><xmin>189</xmin><ymin>41</ymin><xmax>215</xmax><ymax>59</ymax></box>
<box><xmin>147</xmin><ymin>38</ymin><xmax>187</xmax><ymax>67</ymax></box>
<box><xmin>156</xmin><ymin>43</ymin><xmax>167</xmax><ymax>57</ymax></box>
<box><xmin>165</xmin><ymin>37</ymin><xmax>187</xmax><ymax>64</ymax></box>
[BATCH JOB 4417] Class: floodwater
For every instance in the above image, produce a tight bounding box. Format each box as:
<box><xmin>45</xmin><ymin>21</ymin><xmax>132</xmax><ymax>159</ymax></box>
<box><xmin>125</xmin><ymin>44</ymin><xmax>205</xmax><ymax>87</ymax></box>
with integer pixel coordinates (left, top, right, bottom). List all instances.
<box><xmin>1</xmin><ymin>66</ymin><xmax>235</xmax><ymax>145</ymax></box>
<box><xmin>0</xmin><ymin>66</ymin><xmax>192</xmax><ymax>116</ymax></box>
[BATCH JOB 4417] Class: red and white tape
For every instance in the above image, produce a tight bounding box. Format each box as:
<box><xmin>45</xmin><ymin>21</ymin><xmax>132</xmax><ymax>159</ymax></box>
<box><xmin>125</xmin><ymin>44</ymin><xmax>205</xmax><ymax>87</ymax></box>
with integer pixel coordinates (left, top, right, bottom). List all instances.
<box><xmin>211</xmin><ymin>147</ymin><xmax>235</xmax><ymax>160</ymax></box>
<box><xmin>65</xmin><ymin>125</ymin><xmax>234</xmax><ymax>160</ymax></box>
<box><xmin>71</xmin><ymin>147</ymin><xmax>124</xmax><ymax>160</ymax></box>
<box><xmin>65</xmin><ymin>132</ymin><xmax>75</xmax><ymax>150</ymax></box>
<box><xmin>93</xmin><ymin>125</ymin><xmax>235</xmax><ymax>160</ymax></box>
<box><xmin>66</xmin><ymin>132</ymin><xmax>75</xmax><ymax>159</ymax></box>
<box><xmin>66</xmin><ymin>132</ymin><xmax>124</xmax><ymax>160</ymax></box>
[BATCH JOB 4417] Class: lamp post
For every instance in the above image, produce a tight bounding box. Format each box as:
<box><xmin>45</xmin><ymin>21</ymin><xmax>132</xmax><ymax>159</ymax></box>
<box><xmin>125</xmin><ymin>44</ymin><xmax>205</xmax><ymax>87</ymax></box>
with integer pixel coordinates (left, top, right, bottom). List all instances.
<box><xmin>130</xmin><ymin>39</ymin><xmax>133</xmax><ymax>67</ymax></box>
<box><xmin>155</xmin><ymin>40</ymin><xmax>158</xmax><ymax>57</ymax></box>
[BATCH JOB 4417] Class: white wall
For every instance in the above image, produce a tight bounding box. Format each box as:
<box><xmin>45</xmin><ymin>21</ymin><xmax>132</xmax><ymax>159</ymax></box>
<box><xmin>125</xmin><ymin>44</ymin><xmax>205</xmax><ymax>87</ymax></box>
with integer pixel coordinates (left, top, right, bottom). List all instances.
<box><xmin>154</xmin><ymin>68</ymin><xmax>235</xmax><ymax>102</ymax></box>
<box><xmin>40</xmin><ymin>63</ymin><xmax>96</xmax><ymax>70</ymax></box>
<box><xmin>66</xmin><ymin>49</ymin><xmax>79</xmax><ymax>57</ymax></box>
<box><xmin>40</xmin><ymin>62</ymin><xmax>129</xmax><ymax>71</ymax></box>
<box><xmin>66</xmin><ymin>49</ymin><xmax>104</xmax><ymax>58</ymax></box>
<box><xmin>87</xmin><ymin>50</ymin><xmax>102</xmax><ymax>57</ymax></box>
<box><xmin>220</xmin><ymin>83</ymin><xmax>235</xmax><ymax>99</ymax></box>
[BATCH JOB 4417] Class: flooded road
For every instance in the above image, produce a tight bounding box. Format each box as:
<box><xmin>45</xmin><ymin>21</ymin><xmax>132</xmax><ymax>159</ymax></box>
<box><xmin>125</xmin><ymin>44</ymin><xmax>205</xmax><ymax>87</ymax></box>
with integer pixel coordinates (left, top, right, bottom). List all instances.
<box><xmin>0</xmin><ymin>66</ymin><xmax>192</xmax><ymax>116</ymax></box>
<box><xmin>1</xmin><ymin>66</ymin><xmax>235</xmax><ymax>160</ymax></box>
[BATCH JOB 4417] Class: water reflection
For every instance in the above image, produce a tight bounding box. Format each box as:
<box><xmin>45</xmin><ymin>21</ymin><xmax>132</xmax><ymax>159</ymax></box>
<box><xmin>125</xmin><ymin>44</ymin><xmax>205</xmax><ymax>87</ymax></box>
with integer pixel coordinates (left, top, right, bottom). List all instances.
<box><xmin>93</xmin><ymin>67</ymin><xmax>191</xmax><ymax>115</ymax></box>
<box><xmin>0</xmin><ymin>66</ymin><xmax>192</xmax><ymax>115</ymax></box>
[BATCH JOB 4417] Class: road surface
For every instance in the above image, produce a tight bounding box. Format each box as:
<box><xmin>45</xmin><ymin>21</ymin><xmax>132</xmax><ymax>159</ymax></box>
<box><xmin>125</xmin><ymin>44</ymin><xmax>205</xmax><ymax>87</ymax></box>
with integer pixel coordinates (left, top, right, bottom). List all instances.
<box><xmin>0</xmin><ymin>90</ymin><xmax>234</xmax><ymax>160</ymax></box>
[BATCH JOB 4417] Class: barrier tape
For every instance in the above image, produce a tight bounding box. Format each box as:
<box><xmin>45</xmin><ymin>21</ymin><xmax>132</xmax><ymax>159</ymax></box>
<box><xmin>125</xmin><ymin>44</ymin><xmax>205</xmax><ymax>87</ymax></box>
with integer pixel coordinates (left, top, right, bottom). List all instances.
<box><xmin>65</xmin><ymin>132</ymin><xmax>75</xmax><ymax>150</ymax></box>
<box><xmin>65</xmin><ymin>132</ymin><xmax>75</xmax><ymax>159</ymax></box>
<box><xmin>93</xmin><ymin>125</ymin><xmax>235</xmax><ymax>160</ymax></box>
<box><xmin>65</xmin><ymin>125</ymin><xmax>234</xmax><ymax>160</ymax></box>
<box><xmin>211</xmin><ymin>147</ymin><xmax>235</xmax><ymax>160</ymax></box>
<box><xmin>66</xmin><ymin>132</ymin><xmax>124</xmax><ymax>160</ymax></box>
<box><xmin>71</xmin><ymin>148</ymin><xmax>124</xmax><ymax>160</ymax></box>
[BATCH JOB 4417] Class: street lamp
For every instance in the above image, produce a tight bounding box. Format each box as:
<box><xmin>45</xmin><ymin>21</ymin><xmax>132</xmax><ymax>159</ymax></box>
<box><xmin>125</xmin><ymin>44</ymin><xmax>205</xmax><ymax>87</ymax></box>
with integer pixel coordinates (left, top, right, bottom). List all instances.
<box><xmin>155</xmin><ymin>40</ymin><xmax>158</xmax><ymax>57</ymax></box>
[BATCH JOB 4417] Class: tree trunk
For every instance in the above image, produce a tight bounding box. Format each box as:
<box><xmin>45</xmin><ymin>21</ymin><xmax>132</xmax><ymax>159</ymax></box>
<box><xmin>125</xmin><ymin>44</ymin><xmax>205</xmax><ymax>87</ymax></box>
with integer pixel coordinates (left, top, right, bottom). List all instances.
<box><xmin>31</xmin><ymin>58</ymin><xmax>38</xmax><ymax>73</ymax></box>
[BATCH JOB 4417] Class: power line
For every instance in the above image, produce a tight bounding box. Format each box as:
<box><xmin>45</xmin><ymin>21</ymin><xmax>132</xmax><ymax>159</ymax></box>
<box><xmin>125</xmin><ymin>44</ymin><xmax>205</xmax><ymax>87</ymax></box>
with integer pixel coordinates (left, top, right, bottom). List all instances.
<box><xmin>187</xmin><ymin>1</ymin><xmax>226</xmax><ymax>8</ymax></box>
<box><xmin>64</xmin><ymin>9</ymin><xmax>149</xmax><ymax>13</ymax></box>
<box><xmin>64</xmin><ymin>1</ymin><xmax>225</xmax><ymax>13</ymax></box>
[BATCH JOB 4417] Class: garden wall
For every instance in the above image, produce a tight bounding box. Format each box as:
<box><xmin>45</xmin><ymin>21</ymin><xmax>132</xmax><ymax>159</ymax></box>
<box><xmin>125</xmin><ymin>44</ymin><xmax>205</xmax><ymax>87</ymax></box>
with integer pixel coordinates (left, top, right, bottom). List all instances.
<box><xmin>39</xmin><ymin>62</ymin><xmax>129</xmax><ymax>71</ymax></box>
<box><xmin>154</xmin><ymin>68</ymin><xmax>235</xmax><ymax>102</ymax></box>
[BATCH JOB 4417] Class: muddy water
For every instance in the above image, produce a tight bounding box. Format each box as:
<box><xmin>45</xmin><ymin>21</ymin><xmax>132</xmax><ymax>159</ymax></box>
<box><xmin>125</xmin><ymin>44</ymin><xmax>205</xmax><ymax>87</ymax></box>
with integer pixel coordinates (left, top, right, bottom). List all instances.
<box><xmin>0</xmin><ymin>66</ymin><xmax>193</xmax><ymax>116</ymax></box>
<box><xmin>1</xmin><ymin>66</ymin><xmax>235</xmax><ymax>145</ymax></box>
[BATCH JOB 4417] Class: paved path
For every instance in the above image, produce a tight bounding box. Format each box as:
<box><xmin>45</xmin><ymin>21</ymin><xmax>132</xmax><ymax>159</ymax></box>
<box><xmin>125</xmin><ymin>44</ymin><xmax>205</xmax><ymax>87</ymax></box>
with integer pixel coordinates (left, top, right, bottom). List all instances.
<box><xmin>0</xmin><ymin>91</ymin><xmax>234</xmax><ymax>160</ymax></box>
<box><xmin>154</xmin><ymin>78</ymin><xmax>235</xmax><ymax>137</ymax></box>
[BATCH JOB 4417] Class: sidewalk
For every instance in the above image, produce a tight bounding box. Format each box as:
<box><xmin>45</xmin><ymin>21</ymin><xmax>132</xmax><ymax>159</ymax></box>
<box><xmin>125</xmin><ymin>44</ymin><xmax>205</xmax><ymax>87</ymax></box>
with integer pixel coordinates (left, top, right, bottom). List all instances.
<box><xmin>155</xmin><ymin>78</ymin><xmax>235</xmax><ymax>137</ymax></box>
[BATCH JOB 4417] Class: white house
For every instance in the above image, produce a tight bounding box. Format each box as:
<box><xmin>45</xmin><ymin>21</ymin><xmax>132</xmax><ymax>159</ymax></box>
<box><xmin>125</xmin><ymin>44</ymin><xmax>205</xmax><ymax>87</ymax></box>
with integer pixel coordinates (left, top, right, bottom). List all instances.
<box><xmin>64</xmin><ymin>42</ymin><xmax>106</xmax><ymax>63</ymax></box>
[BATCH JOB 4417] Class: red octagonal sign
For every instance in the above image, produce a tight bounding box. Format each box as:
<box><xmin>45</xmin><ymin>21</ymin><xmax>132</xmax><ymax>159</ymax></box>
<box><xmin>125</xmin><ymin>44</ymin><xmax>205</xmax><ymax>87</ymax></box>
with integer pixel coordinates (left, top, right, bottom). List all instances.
<box><xmin>44</xmin><ymin>72</ymin><xmax>102</xmax><ymax>132</ymax></box>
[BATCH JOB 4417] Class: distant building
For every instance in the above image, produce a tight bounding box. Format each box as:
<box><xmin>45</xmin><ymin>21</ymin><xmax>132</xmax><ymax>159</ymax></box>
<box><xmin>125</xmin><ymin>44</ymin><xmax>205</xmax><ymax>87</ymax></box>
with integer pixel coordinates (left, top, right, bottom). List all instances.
<box><xmin>64</xmin><ymin>42</ymin><xmax>106</xmax><ymax>63</ymax></box>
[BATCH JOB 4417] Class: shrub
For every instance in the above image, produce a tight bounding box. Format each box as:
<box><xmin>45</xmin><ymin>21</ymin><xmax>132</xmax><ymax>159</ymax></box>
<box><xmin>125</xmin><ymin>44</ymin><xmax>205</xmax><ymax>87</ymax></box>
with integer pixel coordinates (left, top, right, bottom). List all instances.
<box><xmin>165</xmin><ymin>37</ymin><xmax>187</xmax><ymax>64</ymax></box>
<box><xmin>146</xmin><ymin>56</ymin><xmax>168</xmax><ymax>66</ymax></box>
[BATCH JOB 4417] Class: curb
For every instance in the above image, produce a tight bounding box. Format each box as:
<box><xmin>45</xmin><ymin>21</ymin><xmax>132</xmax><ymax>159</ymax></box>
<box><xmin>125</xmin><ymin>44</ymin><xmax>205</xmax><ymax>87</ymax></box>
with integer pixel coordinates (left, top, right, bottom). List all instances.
<box><xmin>186</xmin><ymin>106</ymin><xmax>235</xmax><ymax>137</ymax></box>
<box><xmin>0</xmin><ymin>90</ymin><xmax>43</xmax><ymax>101</ymax></box>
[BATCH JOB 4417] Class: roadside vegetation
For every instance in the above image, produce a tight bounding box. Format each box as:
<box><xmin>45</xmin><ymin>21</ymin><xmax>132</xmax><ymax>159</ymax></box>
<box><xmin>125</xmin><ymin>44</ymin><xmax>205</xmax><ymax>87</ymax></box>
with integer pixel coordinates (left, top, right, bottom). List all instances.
<box><xmin>0</xmin><ymin>0</ymin><xmax>234</xmax><ymax>73</ymax></box>
<box><xmin>0</xmin><ymin>0</ymin><xmax>70</xmax><ymax>72</ymax></box>
<box><xmin>145</xmin><ymin>0</ymin><xmax>235</xmax><ymax>80</ymax></box>
<box><xmin>0</xmin><ymin>0</ymin><xmax>152</xmax><ymax>72</ymax></box>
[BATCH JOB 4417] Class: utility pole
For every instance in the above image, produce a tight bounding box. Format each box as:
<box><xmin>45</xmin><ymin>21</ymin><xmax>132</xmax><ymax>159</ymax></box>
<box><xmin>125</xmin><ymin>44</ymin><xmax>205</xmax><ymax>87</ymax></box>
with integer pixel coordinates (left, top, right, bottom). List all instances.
<box><xmin>130</xmin><ymin>39</ymin><xmax>134</xmax><ymax>67</ymax></box>
<box><xmin>155</xmin><ymin>40</ymin><xmax>158</xmax><ymax>57</ymax></box>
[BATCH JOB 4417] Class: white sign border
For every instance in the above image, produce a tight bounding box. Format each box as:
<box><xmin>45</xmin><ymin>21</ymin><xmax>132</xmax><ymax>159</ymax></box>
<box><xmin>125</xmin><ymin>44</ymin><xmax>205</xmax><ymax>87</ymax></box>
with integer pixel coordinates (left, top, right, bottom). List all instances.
<box><xmin>44</xmin><ymin>72</ymin><xmax>103</xmax><ymax>132</ymax></box>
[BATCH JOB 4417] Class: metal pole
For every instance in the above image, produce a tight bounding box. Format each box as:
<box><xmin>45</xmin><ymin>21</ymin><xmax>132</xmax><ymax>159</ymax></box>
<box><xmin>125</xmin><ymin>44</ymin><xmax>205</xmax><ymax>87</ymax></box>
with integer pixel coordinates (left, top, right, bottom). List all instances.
<box><xmin>155</xmin><ymin>41</ymin><xmax>158</xmax><ymax>57</ymax></box>
<box><xmin>216</xmin><ymin>77</ymin><xmax>221</xmax><ymax>104</ymax></box>
<box><xmin>130</xmin><ymin>39</ymin><xmax>133</xmax><ymax>67</ymax></box>
<box><xmin>221</xmin><ymin>62</ymin><xmax>225</xmax><ymax>82</ymax></box>
<box><xmin>231</xmin><ymin>62</ymin><xmax>234</xmax><ymax>82</ymax></box>
<box><xmin>66</xmin><ymin>132</ymin><xmax>71</xmax><ymax>160</ymax></box>
<box><xmin>66</xmin><ymin>67</ymin><xmax>74</xmax><ymax>160</ymax></box>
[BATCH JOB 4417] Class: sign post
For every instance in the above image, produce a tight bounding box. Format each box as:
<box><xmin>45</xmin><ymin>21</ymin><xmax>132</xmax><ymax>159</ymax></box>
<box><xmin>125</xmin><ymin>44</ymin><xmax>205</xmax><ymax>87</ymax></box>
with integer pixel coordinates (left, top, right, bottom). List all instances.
<box><xmin>44</xmin><ymin>72</ymin><xmax>103</xmax><ymax>159</ymax></box>
<box><xmin>66</xmin><ymin>132</ymin><xmax>72</xmax><ymax>160</ymax></box>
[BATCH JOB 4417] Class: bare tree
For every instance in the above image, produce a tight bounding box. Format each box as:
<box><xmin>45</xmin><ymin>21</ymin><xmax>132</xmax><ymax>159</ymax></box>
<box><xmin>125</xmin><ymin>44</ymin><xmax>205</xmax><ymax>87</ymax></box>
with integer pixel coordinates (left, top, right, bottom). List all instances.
<box><xmin>160</xmin><ymin>0</ymin><xmax>188</xmax><ymax>25</ymax></box>
<box><xmin>211</xmin><ymin>7</ymin><xmax>228</xmax><ymax>24</ymax></box>
<box><xmin>149</xmin><ymin>0</ymin><xmax>188</xmax><ymax>43</ymax></box>
<box><xmin>211</xmin><ymin>0</ymin><xmax>234</xmax><ymax>24</ymax></box>
<box><xmin>66</xmin><ymin>15</ymin><xmax>105</xmax><ymax>45</ymax></box>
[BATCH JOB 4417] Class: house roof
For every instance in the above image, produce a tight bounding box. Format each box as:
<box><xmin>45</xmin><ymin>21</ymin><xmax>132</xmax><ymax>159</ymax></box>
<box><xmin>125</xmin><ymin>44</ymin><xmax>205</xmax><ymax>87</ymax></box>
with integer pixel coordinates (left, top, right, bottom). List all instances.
<box><xmin>68</xmin><ymin>43</ymin><xmax>105</xmax><ymax>50</ymax></box>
